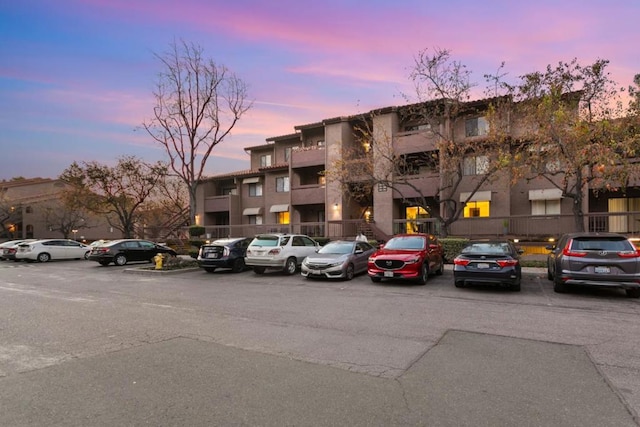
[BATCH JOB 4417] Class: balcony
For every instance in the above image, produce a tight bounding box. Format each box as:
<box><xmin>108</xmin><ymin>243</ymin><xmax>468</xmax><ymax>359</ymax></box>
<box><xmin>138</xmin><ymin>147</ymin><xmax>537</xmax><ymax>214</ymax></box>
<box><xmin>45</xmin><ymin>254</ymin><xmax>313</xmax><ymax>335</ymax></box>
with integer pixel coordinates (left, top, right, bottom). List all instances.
<box><xmin>204</xmin><ymin>194</ymin><xmax>237</xmax><ymax>212</ymax></box>
<box><xmin>291</xmin><ymin>146</ymin><xmax>325</xmax><ymax>167</ymax></box>
<box><xmin>393</xmin><ymin>131</ymin><xmax>437</xmax><ymax>155</ymax></box>
<box><xmin>392</xmin><ymin>173</ymin><xmax>440</xmax><ymax>199</ymax></box>
<box><xmin>291</xmin><ymin>184</ymin><xmax>325</xmax><ymax>205</ymax></box>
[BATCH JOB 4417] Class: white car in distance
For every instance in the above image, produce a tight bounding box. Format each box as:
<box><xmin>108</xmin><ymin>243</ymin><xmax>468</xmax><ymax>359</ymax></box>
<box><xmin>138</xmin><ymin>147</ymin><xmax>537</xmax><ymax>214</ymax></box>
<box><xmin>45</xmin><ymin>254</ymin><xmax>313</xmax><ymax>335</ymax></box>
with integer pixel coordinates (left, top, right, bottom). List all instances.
<box><xmin>16</xmin><ymin>239</ymin><xmax>90</xmax><ymax>262</ymax></box>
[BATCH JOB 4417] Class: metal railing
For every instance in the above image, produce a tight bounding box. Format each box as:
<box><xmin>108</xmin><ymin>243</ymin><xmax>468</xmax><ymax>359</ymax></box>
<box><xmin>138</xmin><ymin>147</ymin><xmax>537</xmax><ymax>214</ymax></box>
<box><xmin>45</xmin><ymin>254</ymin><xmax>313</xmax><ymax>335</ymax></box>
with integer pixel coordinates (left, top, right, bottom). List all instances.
<box><xmin>173</xmin><ymin>211</ymin><xmax>640</xmax><ymax>241</ymax></box>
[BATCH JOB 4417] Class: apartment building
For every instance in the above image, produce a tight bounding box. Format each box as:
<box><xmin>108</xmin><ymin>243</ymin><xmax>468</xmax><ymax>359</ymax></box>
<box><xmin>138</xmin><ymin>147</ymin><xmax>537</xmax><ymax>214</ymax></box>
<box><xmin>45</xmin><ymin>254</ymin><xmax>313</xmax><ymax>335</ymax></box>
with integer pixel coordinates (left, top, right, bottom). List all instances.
<box><xmin>0</xmin><ymin>178</ymin><xmax>120</xmax><ymax>242</ymax></box>
<box><xmin>195</xmin><ymin>99</ymin><xmax>640</xmax><ymax>241</ymax></box>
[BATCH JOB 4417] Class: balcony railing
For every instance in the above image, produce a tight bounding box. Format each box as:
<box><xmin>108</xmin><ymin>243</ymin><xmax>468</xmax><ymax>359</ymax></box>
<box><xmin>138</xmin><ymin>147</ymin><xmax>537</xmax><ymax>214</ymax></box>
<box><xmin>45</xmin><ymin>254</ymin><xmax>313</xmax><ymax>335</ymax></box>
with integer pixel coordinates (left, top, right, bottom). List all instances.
<box><xmin>186</xmin><ymin>211</ymin><xmax>640</xmax><ymax>242</ymax></box>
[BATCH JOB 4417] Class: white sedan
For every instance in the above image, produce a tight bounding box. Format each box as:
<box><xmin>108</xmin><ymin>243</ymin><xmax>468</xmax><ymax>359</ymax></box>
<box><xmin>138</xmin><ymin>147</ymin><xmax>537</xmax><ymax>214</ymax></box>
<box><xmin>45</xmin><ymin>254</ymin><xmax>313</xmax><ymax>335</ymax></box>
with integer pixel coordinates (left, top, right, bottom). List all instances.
<box><xmin>15</xmin><ymin>239</ymin><xmax>90</xmax><ymax>262</ymax></box>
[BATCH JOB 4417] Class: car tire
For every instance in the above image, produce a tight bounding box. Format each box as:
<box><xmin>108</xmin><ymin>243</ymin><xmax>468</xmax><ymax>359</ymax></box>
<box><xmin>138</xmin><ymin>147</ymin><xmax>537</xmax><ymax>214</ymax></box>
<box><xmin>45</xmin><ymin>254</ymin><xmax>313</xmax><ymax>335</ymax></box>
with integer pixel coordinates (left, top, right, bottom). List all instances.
<box><xmin>253</xmin><ymin>266</ymin><xmax>266</xmax><ymax>274</ymax></box>
<box><xmin>37</xmin><ymin>253</ymin><xmax>50</xmax><ymax>263</ymax></box>
<box><xmin>84</xmin><ymin>251</ymin><xmax>90</xmax><ymax>260</ymax></box>
<box><xmin>455</xmin><ymin>280</ymin><xmax>465</xmax><ymax>288</ymax></box>
<box><xmin>231</xmin><ymin>258</ymin><xmax>245</xmax><ymax>273</ymax></box>
<box><xmin>547</xmin><ymin>267</ymin><xmax>553</xmax><ymax>281</ymax></box>
<box><xmin>626</xmin><ymin>288</ymin><xmax>640</xmax><ymax>298</ymax></box>
<box><xmin>283</xmin><ymin>257</ymin><xmax>297</xmax><ymax>275</ymax></box>
<box><xmin>370</xmin><ymin>276</ymin><xmax>381</xmax><ymax>283</ymax></box>
<box><xmin>204</xmin><ymin>267</ymin><xmax>216</xmax><ymax>273</ymax></box>
<box><xmin>344</xmin><ymin>264</ymin><xmax>355</xmax><ymax>281</ymax></box>
<box><xmin>435</xmin><ymin>260</ymin><xmax>444</xmax><ymax>275</ymax></box>
<box><xmin>553</xmin><ymin>276</ymin><xmax>569</xmax><ymax>293</ymax></box>
<box><xmin>417</xmin><ymin>263</ymin><xmax>429</xmax><ymax>285</ymax></box>
<box><xmin>114</xmin><ymin>254</ymin><xmax>127</xmax><ymax>266</ymax></box>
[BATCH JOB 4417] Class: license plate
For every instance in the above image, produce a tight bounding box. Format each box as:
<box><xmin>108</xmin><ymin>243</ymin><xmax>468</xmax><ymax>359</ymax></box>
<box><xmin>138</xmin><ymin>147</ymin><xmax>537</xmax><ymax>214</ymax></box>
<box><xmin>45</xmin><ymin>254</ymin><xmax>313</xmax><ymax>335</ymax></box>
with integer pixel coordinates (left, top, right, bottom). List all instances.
<box><xmin>384</xmin><ymin>271</ymin><xmax>394</xmax><ymax>277</ymax></box>
<box><xmin>476</xmin><ymin>263</ymin><xmax>490</xmax><ymax>269</ymax></box>
<box><xmin>594</xmin><ymin>266</ymin><xmax>610</xmax><ymax>274</ymax></box>
<box><xmin>311</xmin><ymin>270</ymin><xmax>320</xmax><ymax>275</ymax></box>
<box><xmin>206</xmin><ymin>253</ymin><xmax>219</xmax><ymax>259</ymax></box>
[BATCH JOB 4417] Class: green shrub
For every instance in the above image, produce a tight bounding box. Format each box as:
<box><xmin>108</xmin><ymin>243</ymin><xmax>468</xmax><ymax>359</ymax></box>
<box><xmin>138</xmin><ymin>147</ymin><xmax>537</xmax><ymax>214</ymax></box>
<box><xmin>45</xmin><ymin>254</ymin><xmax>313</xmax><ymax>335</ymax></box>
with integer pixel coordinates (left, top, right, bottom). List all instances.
<box><xmin>189</xmin><ymin>225</ymin><xmax>205</xmax><ymax>238</ymax></box>
<box><xmin>440</xmin><ymin>237</ymin><xmax>470</xmax><ymax>262</ymax></box>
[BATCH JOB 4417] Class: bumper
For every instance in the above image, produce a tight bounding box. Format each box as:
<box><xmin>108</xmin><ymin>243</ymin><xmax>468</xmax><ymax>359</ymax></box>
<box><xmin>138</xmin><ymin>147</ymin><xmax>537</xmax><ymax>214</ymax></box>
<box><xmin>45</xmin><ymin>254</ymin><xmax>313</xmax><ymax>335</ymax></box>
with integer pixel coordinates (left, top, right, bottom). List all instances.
<box><xmin>245</xmin><ymin>257</ymin><xmax>286</xmax><ymax>269</ymax></box>
<box><xmin>198</xmin><ymin>258</ymin><xmax>234</xmax><ymax>269</ymax></box>
<box><xmin>453</xmin><ymin>268</ymin><xmax>520</xmax><ymax>286</ymax></box>
<box><xmin>562</xmin><ymin>278</ymin><xmax>640</xmax><ymax>290</ymax></box>
<box><xmin>301</xmin><ymin>265</ymin><xmax>345</xmax><ymax>279</ymax></box>
<box><xmin>367</xmin><ymin>267</ymin><xmax>420</xmax><ymax>281</ymax></box>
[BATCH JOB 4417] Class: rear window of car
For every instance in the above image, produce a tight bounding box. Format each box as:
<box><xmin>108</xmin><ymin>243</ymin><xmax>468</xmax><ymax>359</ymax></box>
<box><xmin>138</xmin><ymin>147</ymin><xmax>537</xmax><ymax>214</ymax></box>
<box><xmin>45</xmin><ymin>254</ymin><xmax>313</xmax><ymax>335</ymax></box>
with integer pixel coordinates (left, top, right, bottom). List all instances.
<box><xmin>462</xmin><ymin>243</ymin><xmax>511</xmax><ymax>255</ymax></box>
<box><xmin>571</xmin><ymin>238</ymin><xmax>634</xmax><ymax>252</ymax></box>
<box><xmin>250</xmin><ymin>236</ymin><xmax>281</xmax><ymax>247</ymax></box>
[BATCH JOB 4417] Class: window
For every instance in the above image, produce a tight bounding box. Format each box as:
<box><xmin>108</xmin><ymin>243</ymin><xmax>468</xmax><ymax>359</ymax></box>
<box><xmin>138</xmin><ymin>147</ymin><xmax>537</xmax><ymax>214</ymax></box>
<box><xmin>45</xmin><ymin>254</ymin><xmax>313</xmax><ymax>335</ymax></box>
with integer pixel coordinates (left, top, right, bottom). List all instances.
<box><xmin>276</xmin><ymin>176</ymin><xmax>290</xmax><ymax>192</ymax></box>
<box><xmin>531</xmin><ymin>199</ymin><xmax>561</xmax><ymax>215</ymax></box>
<box><xmin>260</xmin><ymin>154</ymin><xmax>272</xmax><ymax>167</ymax></box>
<box><xmin>277</xmin><ymin>211</ymin><xmax>290</xmax><ymax>224</ymax></box>
<box><xmin>463</xmin><ymin>201</ymin><xmax>490</xmax><ymax>218</ymax></box>
<box><xmin>463</xmin><ymin>155</ymin><xmax>489</xmax><ymax>175</ymax></box>
<box><xmin>248</xmin><ymin>215</ymin><xmax>263</xmax><ymax>225</ymax></box>
<box><xmin>248</xmin><ymin>183</ymin><xmax>263</xmax><ymax>197</ymax></box>
<box><xmin>404</xmin><ymin>124</ymin><xmax>431</xmax><ymax>132</ymax></box>
<box><xmin>465</xmin><ymin>117</ymin><xmax>488</xmax><ymax>137</ymax></box>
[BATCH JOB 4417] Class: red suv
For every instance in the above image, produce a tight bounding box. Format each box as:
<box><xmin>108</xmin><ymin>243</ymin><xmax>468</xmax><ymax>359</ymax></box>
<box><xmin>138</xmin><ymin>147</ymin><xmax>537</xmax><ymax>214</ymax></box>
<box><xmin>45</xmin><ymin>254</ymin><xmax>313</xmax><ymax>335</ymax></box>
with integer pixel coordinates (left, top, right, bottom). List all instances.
<box><xmin>367</xmin><ymin>234</ymin><xmax>444</xmax><ymax>285</ymax></box>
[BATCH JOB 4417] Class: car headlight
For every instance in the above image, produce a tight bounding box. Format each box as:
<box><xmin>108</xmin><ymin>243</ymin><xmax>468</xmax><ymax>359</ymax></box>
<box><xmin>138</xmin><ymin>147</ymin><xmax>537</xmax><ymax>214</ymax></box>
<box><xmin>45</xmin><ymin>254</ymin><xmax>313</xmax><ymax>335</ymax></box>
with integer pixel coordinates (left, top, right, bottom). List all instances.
<box><xmin>404</xmin><ymin>257</ymin><xmax>421</xmax><ymax>264</ymax></box>
<box><xmin>327</xmin><ymin>261</ymin><xmax>343</xmax><ymax>268</ymax></box>
<box><xmin>302</xmin><ymin>258</ymin><xmax>310</xmax><ymax>266</ymax></box>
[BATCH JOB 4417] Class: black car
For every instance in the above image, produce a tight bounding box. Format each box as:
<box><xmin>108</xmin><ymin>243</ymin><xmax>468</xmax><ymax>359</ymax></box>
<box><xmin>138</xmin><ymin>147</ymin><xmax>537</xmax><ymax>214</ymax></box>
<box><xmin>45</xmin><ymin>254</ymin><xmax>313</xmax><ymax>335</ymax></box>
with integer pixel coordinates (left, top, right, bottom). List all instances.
<box><xmin>88</xmin><ymin>239</ymin><xmax>177</xmax><ymax>266</ymax></box>
<box><xmin>453</xmin><ymin>240</ymin><xmax>523</xmax><ymax>291</ymax></box>
<box><xmin>547</xmin><ymin>232</ymin><xmax>640</xmax><ymax>298</ymax></box>
<box><xmin>197</xmin><ymin>237</ymin><xmax>252</xmax><ymax>273</ymax></box>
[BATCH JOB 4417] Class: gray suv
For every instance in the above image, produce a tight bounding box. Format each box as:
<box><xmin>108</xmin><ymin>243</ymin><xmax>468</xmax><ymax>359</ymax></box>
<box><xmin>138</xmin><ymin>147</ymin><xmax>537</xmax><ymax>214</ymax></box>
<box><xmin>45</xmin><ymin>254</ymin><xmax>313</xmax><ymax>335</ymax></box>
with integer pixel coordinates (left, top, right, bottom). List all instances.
<box><xmin>547</xmin><ymin>232</ymin><xmax>640</xmax><ymax>298</ymax></box>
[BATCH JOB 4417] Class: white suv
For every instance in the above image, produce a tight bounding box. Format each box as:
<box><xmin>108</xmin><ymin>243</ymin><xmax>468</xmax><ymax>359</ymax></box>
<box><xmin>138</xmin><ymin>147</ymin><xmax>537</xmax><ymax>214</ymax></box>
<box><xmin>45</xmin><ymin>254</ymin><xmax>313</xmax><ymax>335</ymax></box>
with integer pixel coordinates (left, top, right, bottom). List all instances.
<box><xmin>245</xmin><ymin>233</ymin><xmax>319</xmax><ymax>275</ymax></box>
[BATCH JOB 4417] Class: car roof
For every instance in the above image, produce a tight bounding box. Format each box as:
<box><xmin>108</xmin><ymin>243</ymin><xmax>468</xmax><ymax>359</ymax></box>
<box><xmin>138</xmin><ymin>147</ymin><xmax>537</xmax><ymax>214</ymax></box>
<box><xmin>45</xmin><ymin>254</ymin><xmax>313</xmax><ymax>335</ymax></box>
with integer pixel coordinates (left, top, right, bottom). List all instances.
<box><xmin>560</xmin><ymin>232</ymin><xmax>628</xmax><ymax>239</ymax></box>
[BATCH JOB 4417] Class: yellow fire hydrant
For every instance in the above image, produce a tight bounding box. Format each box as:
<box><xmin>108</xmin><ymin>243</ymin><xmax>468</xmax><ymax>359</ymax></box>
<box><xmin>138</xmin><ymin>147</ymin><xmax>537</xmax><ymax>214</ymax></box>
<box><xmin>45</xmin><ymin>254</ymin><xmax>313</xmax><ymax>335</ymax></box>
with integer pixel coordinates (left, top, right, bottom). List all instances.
<box><xmin>154</xmin><ymin>253</ymin><xmax>164</xmax><ymax>270</ymax></box>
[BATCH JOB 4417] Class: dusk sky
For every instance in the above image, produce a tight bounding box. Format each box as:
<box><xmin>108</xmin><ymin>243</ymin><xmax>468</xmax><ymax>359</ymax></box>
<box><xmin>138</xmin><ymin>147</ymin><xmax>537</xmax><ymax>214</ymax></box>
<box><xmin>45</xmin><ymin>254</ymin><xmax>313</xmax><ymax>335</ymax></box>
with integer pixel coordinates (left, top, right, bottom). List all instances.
<box><xmin>1</xmin><ymin>0</ymin><xmax>638</xmax><ymax>181</ymax></box>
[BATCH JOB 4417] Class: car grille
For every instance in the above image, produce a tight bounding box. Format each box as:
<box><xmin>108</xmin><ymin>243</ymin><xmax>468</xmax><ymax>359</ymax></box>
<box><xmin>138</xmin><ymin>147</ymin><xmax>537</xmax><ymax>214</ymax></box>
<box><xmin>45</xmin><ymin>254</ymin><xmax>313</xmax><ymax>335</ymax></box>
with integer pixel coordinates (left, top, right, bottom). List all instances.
<box><xmin>374</xmin><ymin>259</ymin><xmax>405</xmax><ymax>270</ymax></box>
<box><xmin>305</xmin><ymin>262</ymin><xmax>329</xmax><ymax>270</ymax></box>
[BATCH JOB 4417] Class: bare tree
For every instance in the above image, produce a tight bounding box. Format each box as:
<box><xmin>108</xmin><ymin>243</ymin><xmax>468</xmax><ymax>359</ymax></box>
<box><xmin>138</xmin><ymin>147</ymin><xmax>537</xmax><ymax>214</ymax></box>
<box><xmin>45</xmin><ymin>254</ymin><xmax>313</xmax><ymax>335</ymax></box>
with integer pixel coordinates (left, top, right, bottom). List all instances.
<box><xmin>60</xmin><ymin>156</ymin><xmax>169</xmax><ymax>238</ymax></box>
<box><xmin>42</xmin><ymin>201</ymin><xmax>94</xmax><ymax>239</ymax></box>
<box><xmin>329</xmin><ymin>48</ymin><xmax>512</xmax><ymax>236</ymax></box>
<box><xmin>143</xmin><ymin>40</ymin><xmax>252</xmax><ymax>224</ymax></box>
<box><xmin>504</xmin><ymin>59</ymin><xmax>640</xmax><ymax>231</ymax></box>
<box><xmin>139</xmin><ymin>176</ymin><xmax>189</xmax><ymax>240</ymax></box>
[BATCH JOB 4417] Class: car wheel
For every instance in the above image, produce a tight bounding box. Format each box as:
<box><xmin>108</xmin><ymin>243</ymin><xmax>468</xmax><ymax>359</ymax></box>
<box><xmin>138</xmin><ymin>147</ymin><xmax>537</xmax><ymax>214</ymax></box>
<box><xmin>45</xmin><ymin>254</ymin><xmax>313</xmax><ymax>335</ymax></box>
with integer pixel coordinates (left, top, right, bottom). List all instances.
<box><xmin>553</xmin><ymin>276</ymin><xmax>568</xmax><ymax>293</ymax></box>
<box><xmin>417</xmin><ymin>263</ymin><xmax>429</xmax><ymax>285</ymax></box>
<box><xmin>370</xmin><ymin>276</ymin><xmax>381</xmax><ymax>283</ymax></box>
<box><xmin>231</xmin><ymin>258</ymin><xmax>245</xmax><ymax>273</ymax></box>
<box><xmin>626</xmin><ymin>288</ymin><xmax>640</xmax><ymax>298</ymax></box>
<box><xmin>253</xmin><ymin>266</ymin><xmax>266</xmax><ymax>275</ymax></box>
<box><xmin>283</xmin><ymin>257</ymin><xmax>297</xmax><ymax>275</ymax></box>
<box><xmin>204</xmin><ymin>267</ymin><xmax>216</xmax><ymax>273</ymax></box>
<box><xmin>37</xmin><ymin>253</ymin><xmax>50</xmax><ymax>263</ymax></box>
<box><xmin>114</xmin><ymin>254</ymin><xmax>127</xmax><ymax>266</ymax></box>
<box><xmin>344</xmin><ymin>264</ymin><xmax>355</xmax><ymax>281</ymax></box>
<box><xmin>84</xmin><ymin>251</ymin><xmax>90</xmax><ymax>260</ymax></box>
<box><xmin>98</xmin><ymin>261</ymin><xmax>110</xmax><ymax>266</ymax></box>
<box><xmin>455</xmin><ymin>280</ymin><xmax>465</xmax><ymax>288</ymax></box>
<box><xmin>547</xmin><ymin>266</ymin><xmax>553</xmax><ymax>281</ymax></box>
<box><xmin>435</xmin><ymin>259</ymin><xmax>444</xmax><ymax>275</ymax></box>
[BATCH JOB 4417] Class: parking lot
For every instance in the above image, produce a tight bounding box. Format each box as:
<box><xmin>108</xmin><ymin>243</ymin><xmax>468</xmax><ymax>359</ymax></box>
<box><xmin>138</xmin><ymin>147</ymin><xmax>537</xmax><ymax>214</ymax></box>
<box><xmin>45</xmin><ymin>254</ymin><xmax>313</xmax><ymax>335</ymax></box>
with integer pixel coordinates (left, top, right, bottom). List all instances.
<box><xmin>1</xmin><ymin>259</ymin><xmax>639</xmax><ymax>425</ymax></box>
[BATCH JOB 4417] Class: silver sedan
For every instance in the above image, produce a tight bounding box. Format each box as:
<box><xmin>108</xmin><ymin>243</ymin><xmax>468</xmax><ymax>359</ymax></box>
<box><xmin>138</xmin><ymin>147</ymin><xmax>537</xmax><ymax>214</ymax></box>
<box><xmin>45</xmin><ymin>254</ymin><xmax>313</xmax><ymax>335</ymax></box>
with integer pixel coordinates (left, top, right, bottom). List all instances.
<box><xmin>301</xmin><ymin>240</ymin><xmax>376</xmax><ymax>280</ymax></box>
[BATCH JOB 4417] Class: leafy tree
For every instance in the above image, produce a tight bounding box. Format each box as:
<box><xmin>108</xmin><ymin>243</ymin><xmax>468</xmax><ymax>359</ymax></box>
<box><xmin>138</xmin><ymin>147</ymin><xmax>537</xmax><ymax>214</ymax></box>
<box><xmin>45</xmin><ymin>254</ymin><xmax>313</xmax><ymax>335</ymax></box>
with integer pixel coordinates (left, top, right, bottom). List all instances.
<box><xmin>143</xmin><ymin>39</ymin><xmax>252</xmax><ymax>225</ymax></box>
<box><xmin>328</xmin><ymin>48</ymin><xmax>512</xmax><ymax>236</ymax></box>
<box><xmin>503</xmin><ymin>59</ymin><xmax>640</xmax><ymax>231</ymax></box>
<box><xmin>60</xmin><ymin>156</ymin><xmax>168</xmax><ymax>238</ymax></box>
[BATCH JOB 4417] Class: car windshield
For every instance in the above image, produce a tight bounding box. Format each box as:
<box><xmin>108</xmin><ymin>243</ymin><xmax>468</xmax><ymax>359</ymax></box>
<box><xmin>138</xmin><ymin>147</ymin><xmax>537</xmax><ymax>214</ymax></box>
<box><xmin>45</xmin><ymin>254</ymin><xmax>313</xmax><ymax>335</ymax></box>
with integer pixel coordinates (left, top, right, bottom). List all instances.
<box><xmin>251</xmin><ymin>236</ymin><xmax>281</xmax><ymax>247</ymax></box>
<box><xmin>384</xmin><ymin>236</ymin><xmax>425</xmax><ymax>250</ymax></box>
<box><xmin>462</xmin><ymin>243</ymin><xmax>511</xmax><ymax>255</ymax></box>
<box><xmin>571</xmin><ymin>238</ymin><xmax>634</xmax><ymax>252</ymax></box>
<box><xmin>318</xmin><ymin>242</ymin><xmax>354</xmax><ymax>254</ymax></box>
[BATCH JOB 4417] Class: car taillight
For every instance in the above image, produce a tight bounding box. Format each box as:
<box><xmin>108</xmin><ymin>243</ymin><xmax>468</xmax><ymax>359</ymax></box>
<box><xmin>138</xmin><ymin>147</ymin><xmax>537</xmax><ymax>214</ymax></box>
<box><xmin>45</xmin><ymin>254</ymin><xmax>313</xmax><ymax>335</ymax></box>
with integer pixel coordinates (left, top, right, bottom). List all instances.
<box><xmin>267</xmin><ymin>248</ymin><xmax>281</xmax><ymax>255</ymax></box>
<box><xmin>617</xmin><ymin>250</ymin><xmax>640</xmax><ymax>258</ymax></box>
<box><xmin>562</xmin><ymin>239</ymin><xmax>587</xmax><ymax>257</ymax></box>
<box><xmin>496</xmin><ymin>259</ymin><xmax>519</xmax><ymax>267</ymax></box>
<box><xmin>453</xmin><ymin>258</ymin><xmax>470</xmax><ymax>266</ymax></box>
